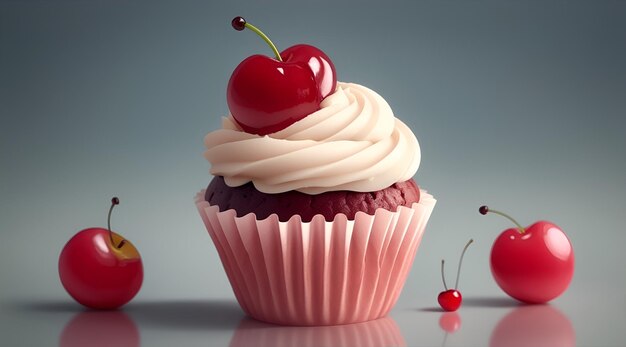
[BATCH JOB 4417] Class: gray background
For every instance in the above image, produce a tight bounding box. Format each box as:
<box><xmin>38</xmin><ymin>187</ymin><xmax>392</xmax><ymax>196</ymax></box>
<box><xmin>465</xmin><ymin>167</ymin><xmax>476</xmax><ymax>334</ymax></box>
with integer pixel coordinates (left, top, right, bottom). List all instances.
<box><xmin>1</xmin><ymin>0</ymin><xmax>625</xmax><ymax>346</ymax></box>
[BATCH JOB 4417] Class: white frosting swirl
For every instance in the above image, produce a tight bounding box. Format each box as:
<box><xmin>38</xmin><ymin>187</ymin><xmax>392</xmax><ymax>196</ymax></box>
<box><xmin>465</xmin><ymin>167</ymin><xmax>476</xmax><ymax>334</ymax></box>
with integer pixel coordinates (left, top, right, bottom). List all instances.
<box><xmin>204</xmin><ymin>82</ymin><xmax>421</xmax><ymax>194</ymax></box>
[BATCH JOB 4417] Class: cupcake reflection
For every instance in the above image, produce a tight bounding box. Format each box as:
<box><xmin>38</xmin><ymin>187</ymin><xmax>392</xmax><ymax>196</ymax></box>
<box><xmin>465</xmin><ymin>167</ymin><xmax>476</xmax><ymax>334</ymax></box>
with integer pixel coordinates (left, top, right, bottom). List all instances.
<box><xmin>489</xmin><ymin>305</ymin><xmax>575</xmax><ymax>347</ymax></box>
<box><xmin>229</xmin><ymin>316</ymin><xmax>406</xmax><ymax>347</ymax></box>
<box><xmin>59</xmin><ymin>311</ymin><xmax>140</xmax><ymax>347</ymax></box>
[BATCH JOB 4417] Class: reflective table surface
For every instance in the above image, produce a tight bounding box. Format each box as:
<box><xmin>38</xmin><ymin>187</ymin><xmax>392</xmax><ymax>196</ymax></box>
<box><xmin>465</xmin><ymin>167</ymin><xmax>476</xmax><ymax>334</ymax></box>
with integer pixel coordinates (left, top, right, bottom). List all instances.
<box><xmin>1</xmin><ymin>288</ymin><xmax>622</xmax><ymax>347</ymax></box>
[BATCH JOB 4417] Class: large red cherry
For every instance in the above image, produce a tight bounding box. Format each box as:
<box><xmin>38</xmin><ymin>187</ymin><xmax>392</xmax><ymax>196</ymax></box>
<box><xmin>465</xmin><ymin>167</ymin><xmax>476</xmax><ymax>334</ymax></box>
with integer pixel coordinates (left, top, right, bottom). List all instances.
<box><xmin>227</xmin><ymin>16</ymin><xmax>337</xmax><ymax>136</ymax></box>
<box><xmin>59</xmin><ymin>197</ymin><xmax>143</xmax><ymax>309</ymax></box>
<box><xmin>479</xmin><ymin>205</ymin><xmax>574</xmax><ymax>304</ymax></box>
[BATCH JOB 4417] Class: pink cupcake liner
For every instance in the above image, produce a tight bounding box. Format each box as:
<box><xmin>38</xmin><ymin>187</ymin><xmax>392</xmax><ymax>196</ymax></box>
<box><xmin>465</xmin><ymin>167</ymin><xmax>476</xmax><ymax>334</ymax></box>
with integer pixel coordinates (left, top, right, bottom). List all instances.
<box><xmin>195</xmin><ymin>189</ymin><xmax>436</xmax><ymax>326</ymax></box>
<box><xmin>229</xmin><ymin>316</ymin><xmax>406</xmax><ymax>347</ymax></box>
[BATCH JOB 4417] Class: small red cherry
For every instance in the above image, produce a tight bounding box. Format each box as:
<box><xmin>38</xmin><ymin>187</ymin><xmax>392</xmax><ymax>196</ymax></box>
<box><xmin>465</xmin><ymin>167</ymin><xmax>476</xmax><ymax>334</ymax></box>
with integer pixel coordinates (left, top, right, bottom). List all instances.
<box><xmin>438</xmin><ymin>290</ymin><xmax>462</xmax><ymax>312</ymax></box>
<box><xmin>58</xmin><ymin>197</ymin><xmax>143</xmax><ymax>309</ymax></box>
<box><xmin>438</xmin><ymin>239</ymin><xmax>473</xmax><ymax>312</ymax></box>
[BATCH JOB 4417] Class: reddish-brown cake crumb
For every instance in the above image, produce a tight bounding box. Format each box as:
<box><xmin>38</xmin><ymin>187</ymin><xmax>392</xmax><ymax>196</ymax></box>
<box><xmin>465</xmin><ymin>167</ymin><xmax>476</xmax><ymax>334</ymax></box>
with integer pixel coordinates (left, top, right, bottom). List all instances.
<box><xmin>205</xmin><ymin>176</ymin><xmax>420</xmax><ymax>222</ymax></box>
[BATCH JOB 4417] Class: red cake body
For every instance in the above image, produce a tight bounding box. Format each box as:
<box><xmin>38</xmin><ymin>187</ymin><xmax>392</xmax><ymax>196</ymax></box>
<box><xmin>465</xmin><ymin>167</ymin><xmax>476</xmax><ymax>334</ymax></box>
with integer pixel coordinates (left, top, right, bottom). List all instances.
<box><xmin>205</xmin><ymin>176</ymin><xmax>420</xmax><ymax>222</ymax></box>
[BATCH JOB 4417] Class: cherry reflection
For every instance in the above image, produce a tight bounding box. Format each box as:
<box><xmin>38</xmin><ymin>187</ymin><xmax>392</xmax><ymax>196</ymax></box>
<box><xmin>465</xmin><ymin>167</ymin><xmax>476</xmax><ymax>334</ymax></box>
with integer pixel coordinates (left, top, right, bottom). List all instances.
<box><xmin>59</xmin><ymin>311</ymin><xmax>140</xmax><ymax>347</ymax></box>
<box><xmin>438</xmin><ymin>312</ymin><xmax>461</xmax><ymax>347</ymax></box>
<box><xmin>229</xmin><ymin>316</ymin><xmax>406</xmax><ymax>347</ymax></box>
<box><xmin>438</xmin><ymin>312</ymin><xmax>461</xmax><ymax>333</ymax></box>
<box><xmin>489</xmin><ymin>305</ymin><xmax>575</xmax><ymax>347</ymax></box>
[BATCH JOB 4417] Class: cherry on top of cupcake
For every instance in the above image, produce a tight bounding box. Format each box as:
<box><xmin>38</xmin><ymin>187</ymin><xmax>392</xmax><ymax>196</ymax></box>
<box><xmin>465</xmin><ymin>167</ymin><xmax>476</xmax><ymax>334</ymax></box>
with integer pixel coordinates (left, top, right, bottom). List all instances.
<box><xmin>227</xmin><ymin>16</ymin><xmax>337</xmax><ymax>136</ymax></box>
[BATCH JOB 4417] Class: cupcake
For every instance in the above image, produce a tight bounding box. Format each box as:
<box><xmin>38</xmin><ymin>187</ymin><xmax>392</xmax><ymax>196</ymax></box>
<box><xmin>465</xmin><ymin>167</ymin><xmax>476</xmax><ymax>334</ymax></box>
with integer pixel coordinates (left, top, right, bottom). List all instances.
<box><xmin>196</xmin><ymin>17</ymin><xmax>436</xmax><ymax>326</ymax></box>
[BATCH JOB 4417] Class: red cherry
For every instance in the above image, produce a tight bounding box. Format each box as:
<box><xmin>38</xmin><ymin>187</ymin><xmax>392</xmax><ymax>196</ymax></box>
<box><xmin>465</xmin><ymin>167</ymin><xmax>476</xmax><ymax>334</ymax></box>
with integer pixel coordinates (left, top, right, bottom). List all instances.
<box><xmin>58</xmin><ymin>197</ymin><xmax>143</xmax><ymax>309</ymax></box>
<box><xmin>480</xmin><ymin>206</ymin><xmax>574</xmax><ymax>304</ymax></box>
<box><xmin>438</xmin><ymin>290</ymin><xmax>462</xmax><ymax>312</ymax></box>
<box><xmin>227</xmin><ymin>17</ymin><xmax>337</xmax><ymax>135</ymax></box>
<box><xmin>228</xmin><ymin>55</ymin><xmax>321</xmax><ymax>135</ymax></box>
<box><xmin>438</xmin><ymin>239</ymin><xmax>473</xmax><ymax>312</ymax></box>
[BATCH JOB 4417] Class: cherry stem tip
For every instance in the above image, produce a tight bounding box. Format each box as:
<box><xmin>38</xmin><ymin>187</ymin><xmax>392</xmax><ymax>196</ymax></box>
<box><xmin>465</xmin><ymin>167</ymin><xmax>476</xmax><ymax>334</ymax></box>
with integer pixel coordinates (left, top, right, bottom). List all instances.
<box><xmin>230</xmin><ymin>16</ymin><xmax>282</xmax><ymax>61</ymax></box>
<box><xmin>479</xmin><ymin>205</ymin><xmax>525</xmax><ymax>234</ymax></box>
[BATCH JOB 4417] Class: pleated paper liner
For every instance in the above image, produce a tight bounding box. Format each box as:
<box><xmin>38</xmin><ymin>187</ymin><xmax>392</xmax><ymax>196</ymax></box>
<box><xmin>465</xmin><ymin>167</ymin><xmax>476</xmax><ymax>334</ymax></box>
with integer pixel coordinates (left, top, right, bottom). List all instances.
<box><xmin>196</xmin><ymin>189</ymin><xmax>436</xmax><ymax>326</ymax></box>
<box><xmin>229</xmin><ymin>316</ymin><xmax>406</xmax><ymax>347</ymax></box>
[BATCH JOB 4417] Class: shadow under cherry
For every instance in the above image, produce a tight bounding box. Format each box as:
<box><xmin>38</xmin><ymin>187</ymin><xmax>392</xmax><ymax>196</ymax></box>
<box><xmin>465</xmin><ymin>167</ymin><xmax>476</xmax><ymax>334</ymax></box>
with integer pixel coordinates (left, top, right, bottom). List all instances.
<box><xmin>461</xmin><ymin>296</ymin><xmax>521</xmax><ymax>308</ymax></box>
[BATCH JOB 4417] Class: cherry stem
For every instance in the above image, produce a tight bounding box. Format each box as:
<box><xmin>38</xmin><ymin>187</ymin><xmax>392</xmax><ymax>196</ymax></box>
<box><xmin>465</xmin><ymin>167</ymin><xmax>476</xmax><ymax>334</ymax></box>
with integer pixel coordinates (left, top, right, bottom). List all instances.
<box><xmin>480</xmin><ymin>206</ymin><xmax>526</xmax><ymax>234</ymax></box>
<box><xmin>441</xmin><ymin>259</ymin><xmax>449</xmax><ymax>291</ymax></box>
<box><xmin>107</xmin><ymin>197</ymin><xmax>125</xmax><ymax>249</ymax></box>
<box><xmin>441</xmin><ymin>331</ymin><xmax>449</xmax><ymax>347</ymax></box>
<box><xmin>454</xmin><ymin>239</ymin><xmax>473</xmax><ymax>290</ymax></box>
<box><xmin>237</xmin><ymin>19</ymin><xmax>282</xmax><ymax>61</ymax></box>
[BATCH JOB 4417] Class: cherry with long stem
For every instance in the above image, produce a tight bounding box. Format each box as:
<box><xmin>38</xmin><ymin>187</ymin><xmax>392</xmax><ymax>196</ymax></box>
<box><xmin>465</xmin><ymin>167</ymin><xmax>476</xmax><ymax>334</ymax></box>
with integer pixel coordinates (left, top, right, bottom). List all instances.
<box><xmin>107</xmin><ymin>197</ymin><xmax>126</xmax><ymax>249</ymax></box>
<box><xmin>438</xmin><ymin>239</ymin><xmax>473</xmax><ymax>311</ymax></box>
<box><xmin>231</xmin><ymin>16</ymin><xmax>283</xmax><ymax>61</ymax></box>
<box><xmin>479</xmin><ymin>205</ymin><xmax>526</xmax><ymax>234</ymax></box>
